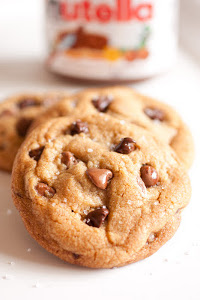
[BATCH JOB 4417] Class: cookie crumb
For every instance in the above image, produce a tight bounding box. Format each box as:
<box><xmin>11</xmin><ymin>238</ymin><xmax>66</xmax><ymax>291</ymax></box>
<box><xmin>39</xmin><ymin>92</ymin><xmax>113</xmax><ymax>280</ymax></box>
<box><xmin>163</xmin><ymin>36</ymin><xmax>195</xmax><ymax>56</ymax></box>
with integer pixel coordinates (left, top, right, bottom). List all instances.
<box><xmin>8</xmin><ymin>261</ymin><xmax>15</xmax><ymax>266</ymax></box>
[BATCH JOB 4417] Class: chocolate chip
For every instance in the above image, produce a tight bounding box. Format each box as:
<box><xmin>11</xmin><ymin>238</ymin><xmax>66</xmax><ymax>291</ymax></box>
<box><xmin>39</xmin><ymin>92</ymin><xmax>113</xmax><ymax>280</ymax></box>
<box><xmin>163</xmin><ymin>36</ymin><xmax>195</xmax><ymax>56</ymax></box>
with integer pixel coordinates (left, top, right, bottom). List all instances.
<box><xmin>114</xmin><ymin>137</ymin><xmax>137</xmax><ymax>154</ymax></box>
<box><xmin>70</xmin><ymin>120</ymin><xmax>89</xmax><ymax>135</ymax></box>
<box><xmin>61</xmin><ymin>151</ymin><xmax>77</xmax><ymax>168</ymax></box>
<box><xmin>86</xmin><ymin>168</ymin><xmax>113</xmax><ymax>190</ymax></box>
<box><xmin>92</xmin><ymin>95</ymin><xmax>113</xmax><ymax>112</ymax></box>
<box><xmin>17</xmin><ymin>97</ymin><xmax>40</xmax><ymax>109</ymax></box>
<box><xmin>0</xmin><ymin>109</ymin><xmax>14</xmax><ymax>117</ymax></box>
<box><xmin>140</xmin><ymin>165</ymin><xmax>159</xmax><ymax>187</ymax></box>
<box><xmin>29</xmin><ymin>146</ymin><xmax>44</xmax><ymax>161</ymax></box>
<box><xmin>36</xmin><ymin>183</ymin><xmax>56</xmax><ymax>198</ymax></box>
<box><xmin>72</xmin><ymin>253</ymin><xmax>80</xmax><ymax>259</ymax></box>
<box><xmin>16</xmin><ymin>117</ymin><xmax>33</xmax><ymax>137</ymax></box>
<box><xmin>144</xmin><ymin>107</ymin><xmax>165</xmax><ymax>121</ymax></box>
<box><xmin>85</xmin><ymin>207</ymin><xmax>109</xmax><ymax>228</ymax></box>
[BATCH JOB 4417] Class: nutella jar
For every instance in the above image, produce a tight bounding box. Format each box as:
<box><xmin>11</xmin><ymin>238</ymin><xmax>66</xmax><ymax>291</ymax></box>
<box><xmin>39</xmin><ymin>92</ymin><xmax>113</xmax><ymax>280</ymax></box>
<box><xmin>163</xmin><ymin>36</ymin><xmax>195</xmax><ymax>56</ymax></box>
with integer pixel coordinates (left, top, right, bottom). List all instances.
<box><xmin>45</xmin><ymin>0</ymin><xmax>178</xmax><ymax>81</ymax></box>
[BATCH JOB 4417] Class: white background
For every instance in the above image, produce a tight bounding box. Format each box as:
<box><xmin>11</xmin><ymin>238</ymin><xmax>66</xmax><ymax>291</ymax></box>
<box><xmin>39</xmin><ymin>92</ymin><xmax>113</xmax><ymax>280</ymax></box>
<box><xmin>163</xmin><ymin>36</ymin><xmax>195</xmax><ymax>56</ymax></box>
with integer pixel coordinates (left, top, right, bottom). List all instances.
<box><xmin>0</xmin><ymin>0</ymin><xmax>200</xmax><ymax>299</ymax></box>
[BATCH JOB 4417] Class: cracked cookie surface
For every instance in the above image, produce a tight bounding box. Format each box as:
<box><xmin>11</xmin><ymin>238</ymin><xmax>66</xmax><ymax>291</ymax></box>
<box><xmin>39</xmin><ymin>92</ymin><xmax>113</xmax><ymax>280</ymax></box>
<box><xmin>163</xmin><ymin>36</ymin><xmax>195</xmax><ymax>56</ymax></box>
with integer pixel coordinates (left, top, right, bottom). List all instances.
<box><xmin>12</xmin><ymin>113</ymin><xmax>191</xmax><ymax>268</ymax></box>
<box><xmin>32</xmin><ymin>86</ymin><xmax>194</xmax><ymax>169</ymax></box>
<box><xmin>0</xmin><ymin>92</ymin><xmax>67</xmax><ymax>171</ymax></box>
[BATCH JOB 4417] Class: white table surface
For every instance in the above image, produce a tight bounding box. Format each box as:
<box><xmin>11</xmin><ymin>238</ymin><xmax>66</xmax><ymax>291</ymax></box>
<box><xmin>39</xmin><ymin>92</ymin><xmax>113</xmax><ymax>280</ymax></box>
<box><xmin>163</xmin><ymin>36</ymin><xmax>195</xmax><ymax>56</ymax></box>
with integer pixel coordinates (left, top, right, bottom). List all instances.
<box><xmin>0</xmin><ymin>1</ymin><xmax>200</xmax><ymax>299</ymax></box>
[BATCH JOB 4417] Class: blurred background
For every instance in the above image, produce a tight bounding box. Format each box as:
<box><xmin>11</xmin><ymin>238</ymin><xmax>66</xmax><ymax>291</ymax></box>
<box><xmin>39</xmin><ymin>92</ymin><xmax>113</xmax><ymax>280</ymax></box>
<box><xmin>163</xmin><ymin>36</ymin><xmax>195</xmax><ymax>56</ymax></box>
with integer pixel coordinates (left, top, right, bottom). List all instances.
<box><xmin>0</xmin><ymin>0</ymin><xmax>200</xmax><ymax>87</ymax></box>
<box><xmin>0</xmin><ymin>0</ymin><xmax>200</xmax><ymax>61</ymax></box>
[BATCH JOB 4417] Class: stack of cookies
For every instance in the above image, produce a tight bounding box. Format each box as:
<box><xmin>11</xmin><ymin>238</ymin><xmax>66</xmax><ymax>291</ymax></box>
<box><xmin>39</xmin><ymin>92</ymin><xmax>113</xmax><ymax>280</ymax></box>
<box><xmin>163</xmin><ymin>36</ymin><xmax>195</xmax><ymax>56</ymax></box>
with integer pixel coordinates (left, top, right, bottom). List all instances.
<box><xmin>0</xmin><ymin>87</ymin><xmax>194</xmax><ymax>268</ymax></box>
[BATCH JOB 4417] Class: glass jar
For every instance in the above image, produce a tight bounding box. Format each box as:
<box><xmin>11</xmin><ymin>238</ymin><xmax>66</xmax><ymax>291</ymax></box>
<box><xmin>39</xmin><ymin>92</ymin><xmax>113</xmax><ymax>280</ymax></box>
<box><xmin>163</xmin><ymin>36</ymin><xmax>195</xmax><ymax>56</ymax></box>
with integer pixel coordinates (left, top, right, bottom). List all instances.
<box><xmin>45</xmin><ymin>0</ymin><xmax>179</xmax><ymax>81</ymax></box>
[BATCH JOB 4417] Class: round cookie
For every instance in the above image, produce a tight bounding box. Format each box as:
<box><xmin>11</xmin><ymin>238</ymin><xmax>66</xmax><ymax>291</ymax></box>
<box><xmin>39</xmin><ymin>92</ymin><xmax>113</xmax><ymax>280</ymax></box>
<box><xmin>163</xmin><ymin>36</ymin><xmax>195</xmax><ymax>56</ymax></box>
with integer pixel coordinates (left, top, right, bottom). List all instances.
<box><xmin>31</xmin><ymin>86</ymin><xmax>194</xmax><ymax>169</ymax></box>
<box><xmin>0</xmin><ymin>92</ymin><xmax>67</xmax><ymax>171</ymax></box>
<box><xmin>12</xmin><ymin>113</ymin><xmax>191</xmax><ymax>268</ymax></box>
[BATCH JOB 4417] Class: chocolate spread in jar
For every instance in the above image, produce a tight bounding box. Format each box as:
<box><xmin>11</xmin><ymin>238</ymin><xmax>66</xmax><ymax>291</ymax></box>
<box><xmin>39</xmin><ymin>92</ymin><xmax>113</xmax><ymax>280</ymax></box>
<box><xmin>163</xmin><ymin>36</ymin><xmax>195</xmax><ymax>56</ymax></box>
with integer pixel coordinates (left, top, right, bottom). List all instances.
<box><xmin>45</xmin><ymin>0</ymin><xmax>178</xmax><ymax>81</ymax></box>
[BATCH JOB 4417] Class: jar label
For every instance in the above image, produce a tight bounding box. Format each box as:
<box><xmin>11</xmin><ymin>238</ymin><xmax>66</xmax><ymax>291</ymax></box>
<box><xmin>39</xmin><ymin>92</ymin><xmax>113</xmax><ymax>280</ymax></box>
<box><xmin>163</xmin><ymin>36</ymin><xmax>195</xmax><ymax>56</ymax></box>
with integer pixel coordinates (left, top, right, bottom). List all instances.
<box><xmin>46</xmin><ymin>0</ymin><xmax>178</xmax><ymax>80</ymax></box>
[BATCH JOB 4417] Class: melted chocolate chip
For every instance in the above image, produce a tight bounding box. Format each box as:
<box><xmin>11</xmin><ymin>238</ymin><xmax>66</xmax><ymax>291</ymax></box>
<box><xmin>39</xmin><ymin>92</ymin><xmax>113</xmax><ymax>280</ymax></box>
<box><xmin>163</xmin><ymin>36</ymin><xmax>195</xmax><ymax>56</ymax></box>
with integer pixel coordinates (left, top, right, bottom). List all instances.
<box><xmin>16</xmin><ymin>118</ymin><xmax>33</xmax><ymax>137</ymax></box>
<box><xmin>29</xmin><ymin>147</ymin><xmax>44</xmax><ymax>161</ymax></box>
<box><xmin>0</xmin><ymin>109</ymin><xmax>14</xmax><ymax>117</ymax></box>
<box><xmin>72</xmin><ymin>253</ymin><xmax>80</xmax><ymax>259</ymax></box>
<box><xmin>17</xmin><ymin>97</ymin><xmax>40</xmax><ymax>109</ymax></box>
<box><xmin>36</xmin><ymin>183</ymin><xmax>56</xmax><ymax>198</ymax></box>
<box><xmin>86</xmin><ymin>168</ymin><xmax>113</xmax><ymax>190</ymax></box>
<box><xmin>92</xmin><ymin>95</ymin><xmax>113</xmax><ymax>112</ymax></box>
<box><xmin>70</xmin><ymin>120</ymin><xmax>89</xmax><ymax>135</ymax></box>
<box><xmin>114</xmin><ymin>137</ymin><xmax>137</xmax><ymax>154</ymax></box>
<box><xmin>85</xmin><ymin>207</ymin><xmax>109</xmax><ymax>228</ymax></box>
<box><xmin>144</xmin><ymin>107</ymin><xmax>165</xmax><ymax>121</ymax></box>
<box><xmin>140</xmin><ymin>165</ymin><xmax>159</xmax><ymax>187</ymax></box>
<box><xmin>61</xmin><ymin>151</ymin><xmax>77</xmax><ymax>168</ymax></box>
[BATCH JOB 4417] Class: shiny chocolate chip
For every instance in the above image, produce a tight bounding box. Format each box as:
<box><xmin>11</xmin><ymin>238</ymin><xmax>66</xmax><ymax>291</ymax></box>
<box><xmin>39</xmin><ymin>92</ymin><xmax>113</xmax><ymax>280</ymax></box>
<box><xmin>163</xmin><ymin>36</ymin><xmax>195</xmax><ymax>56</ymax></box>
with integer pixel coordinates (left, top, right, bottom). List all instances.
<box><xmin>86</xmin><ymin>168</ymin><xmax>113</xmax><ymax>190</ymax></box>
<box><xmin>85</xmin><ymin>207</ymin><xmax>109</xmax><ymax>228</ymax></box>
<box><xmin>16</xmin><ymin>117</ymin><xmax>33</xmax><ymax>137</ymax></box>
<box><xmin>70</xmin><ymin>120</ymin><xmax>89</xmax><ymax>135</ymax></box>
<box><xmin>144</xmin><ymin>107</ymin><xmax>165</xmax><ymax>121</ymax></box>
<box><xmin>29</xmin><ymin>146</ymin><xmax>44</xmax><ymax>161</ymax></box>
<box><xmin>92</xmin><ymin>95</ymin><xmax>113</xmax><ymax>112</ymax></box>
<box><xmin>36</xmin><ymin>183</ymin><xmax>56</xmax><ymax>198</ymax></box>
<box><xmin>114</xmin><ymin>137</ymin><xmax>137</xmax><ymax>154</ymax></box>
<box><xmin>61</xmin><ymin>151</ymin><xmax>77</xmax><ymax>168</ymax></box>
<box><xmin>140</xmin><ymin>165</ymin><xmax>159</xmax><ymax>187</ymax></box>
<box><xmin>17</xmin><ymin>97</ymin><xmax>40</xmax><ymax>109</ymax></box>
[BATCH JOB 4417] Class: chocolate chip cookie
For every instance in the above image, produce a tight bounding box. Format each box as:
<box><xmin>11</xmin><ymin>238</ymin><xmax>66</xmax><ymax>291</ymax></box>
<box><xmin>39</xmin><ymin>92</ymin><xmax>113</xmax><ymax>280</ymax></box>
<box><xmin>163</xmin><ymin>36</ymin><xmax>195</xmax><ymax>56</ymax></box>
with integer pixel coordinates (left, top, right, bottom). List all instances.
<box><xmin>0</xmin><ymin>92</ymin><xmax>67</xmax><ymax>171</ymax></box>
<box><xmin>31</xmin><ymin>86</ymin><xmax>194</xmax><ymax>170</ymax></box>
<box><xmin>12</xmin><ymin>113</ymin><xmax>191</xmax><ymax>268</ymax></box>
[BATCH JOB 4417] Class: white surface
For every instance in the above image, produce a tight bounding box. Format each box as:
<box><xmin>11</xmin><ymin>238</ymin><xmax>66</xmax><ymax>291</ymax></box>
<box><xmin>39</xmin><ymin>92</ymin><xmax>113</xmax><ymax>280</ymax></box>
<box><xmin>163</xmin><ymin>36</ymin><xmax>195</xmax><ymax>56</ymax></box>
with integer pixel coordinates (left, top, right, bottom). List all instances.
<box><xmin>0</xmin><ymin>1</ymin><xmax>200</xmax><ymax>299</ymax></box>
